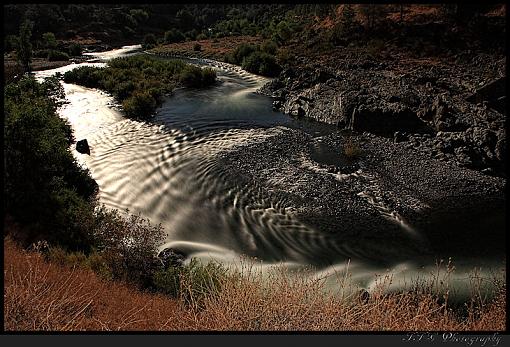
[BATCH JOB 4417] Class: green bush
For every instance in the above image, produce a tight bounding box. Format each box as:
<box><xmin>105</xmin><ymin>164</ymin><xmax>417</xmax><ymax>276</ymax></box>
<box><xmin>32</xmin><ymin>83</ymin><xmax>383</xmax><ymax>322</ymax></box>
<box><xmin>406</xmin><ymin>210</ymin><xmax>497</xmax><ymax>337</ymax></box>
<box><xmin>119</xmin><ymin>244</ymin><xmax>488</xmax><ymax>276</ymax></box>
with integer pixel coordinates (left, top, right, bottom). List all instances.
<box><xmin>226</xmin><ymin>43</ymin><xmax>257</xmax><ymax>65</ymax></box>
<box><xmin>64</xmin><ymin>56</ymin><xmax>214</xmax><ymax>120</ymax></box>
<box><xmin>179</xmin><ymin>65</ymin><xmax>204</xmax><ymax>87</ymax></box>
<box><xmin>33</xmin><ymin>49</ymin><xmax>50</xmax><ymax>58</ymax></box>
<box><xmin>201</xmin><ymin>67</ymin><xmax>217</xmax><ymax>86</ymax></box>
<box><xmin>4</xmin><ymin>76</ymin><xmax>98</xmax><ymax>251</ymax></box>
<box><xmin>47</xmin><ymin>50</ymin><xmax>70</xmax><ymax>61</ymax></box>
<box><xmin>63</xmin><ymin>66</ymin><xmax>104</xmax><ymax>88</ymax></box>
<box><xmin>242</xmin><ymin>51</ymin><xmax>281</xmax><ymax>77</ymax></box>
<box><xmin>122</xmin><ymin>91</ymin><xmax>157</xmax><ymax>119</ymax></box>
<box><xmin>196</xmin><ymin>33</ymin><xmax>208</xmax><ymax>40</ymax></box>
<box><xmin>179</xmin><ymin>65</ymin><xmax>216</xmax><ymax>88</ymax></box>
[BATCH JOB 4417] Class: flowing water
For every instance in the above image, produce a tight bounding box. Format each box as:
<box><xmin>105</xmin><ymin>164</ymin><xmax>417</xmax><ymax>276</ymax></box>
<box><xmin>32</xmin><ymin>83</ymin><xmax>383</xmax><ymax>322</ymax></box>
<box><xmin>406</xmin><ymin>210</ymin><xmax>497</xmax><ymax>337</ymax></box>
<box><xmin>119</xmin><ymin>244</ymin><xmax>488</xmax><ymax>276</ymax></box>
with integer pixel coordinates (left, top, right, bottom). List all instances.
<box><xmin>35</xmin><ymin>45</ymin><xmax>505</xmax><ymax>300</ymax></box>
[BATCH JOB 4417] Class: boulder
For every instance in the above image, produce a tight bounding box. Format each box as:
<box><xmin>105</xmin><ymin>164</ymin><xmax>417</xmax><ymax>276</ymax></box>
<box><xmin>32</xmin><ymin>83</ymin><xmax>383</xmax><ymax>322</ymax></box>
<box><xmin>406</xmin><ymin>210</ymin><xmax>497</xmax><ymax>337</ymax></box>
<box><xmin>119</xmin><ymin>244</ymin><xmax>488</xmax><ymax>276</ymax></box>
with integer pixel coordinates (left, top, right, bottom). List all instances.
<box><xmin>76</xmin><ymin>139</ymin><xmax>90</xmax><ymax>155</ymax></box>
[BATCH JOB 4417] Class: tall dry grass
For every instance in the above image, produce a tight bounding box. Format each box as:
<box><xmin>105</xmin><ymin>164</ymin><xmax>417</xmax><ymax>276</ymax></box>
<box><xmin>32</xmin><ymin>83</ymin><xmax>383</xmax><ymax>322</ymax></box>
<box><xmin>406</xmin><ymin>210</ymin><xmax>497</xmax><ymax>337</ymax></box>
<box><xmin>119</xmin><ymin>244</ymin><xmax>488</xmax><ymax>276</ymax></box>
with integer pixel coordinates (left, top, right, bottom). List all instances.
<box><xmin>192</xmin><ymin>263</ymin><xmax>506</xmax><ymax>331</ymax></box>
<box><xmin>3</xmin><ymin>238</ymin><xmax>506</xmax><ymax>331</ymax></box>
<box><xmin>3</xmin><ymin>238</ymin><xmax>192</xmax><ymax>331</ymax></box>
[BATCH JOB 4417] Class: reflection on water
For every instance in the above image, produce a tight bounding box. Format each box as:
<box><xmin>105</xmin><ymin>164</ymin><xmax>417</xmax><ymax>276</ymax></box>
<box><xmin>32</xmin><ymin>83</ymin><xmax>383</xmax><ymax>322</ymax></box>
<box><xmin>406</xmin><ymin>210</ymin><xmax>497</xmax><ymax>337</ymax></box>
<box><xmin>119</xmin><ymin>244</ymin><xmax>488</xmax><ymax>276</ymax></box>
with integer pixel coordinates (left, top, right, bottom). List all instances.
<box><xmin>34</xmin><ymin>46</ymin><xmax>505</xmax><ymax>300</ymax></box>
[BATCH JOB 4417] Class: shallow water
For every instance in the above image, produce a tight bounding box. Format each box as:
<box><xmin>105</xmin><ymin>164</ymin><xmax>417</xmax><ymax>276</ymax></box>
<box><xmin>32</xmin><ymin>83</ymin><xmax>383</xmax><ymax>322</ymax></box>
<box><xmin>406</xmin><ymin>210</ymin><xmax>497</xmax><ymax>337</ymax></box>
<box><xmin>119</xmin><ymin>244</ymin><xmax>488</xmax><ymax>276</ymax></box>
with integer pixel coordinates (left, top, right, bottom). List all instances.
<box><xmin>35</xmin><ymin>45</ymin><xmax>505</xmax><ymax>300</ymax></box>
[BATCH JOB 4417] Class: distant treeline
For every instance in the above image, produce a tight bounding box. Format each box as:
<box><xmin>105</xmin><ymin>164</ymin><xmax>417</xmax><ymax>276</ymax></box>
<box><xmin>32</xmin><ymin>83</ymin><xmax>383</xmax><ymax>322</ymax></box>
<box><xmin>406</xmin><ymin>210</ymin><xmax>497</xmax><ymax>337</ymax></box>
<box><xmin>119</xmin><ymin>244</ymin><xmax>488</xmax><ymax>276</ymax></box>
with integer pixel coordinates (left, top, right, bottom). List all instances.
<box><xmin>4</xmin><ymin>4</ymin><xmax>505</xmax><ymax>55</ymax></box>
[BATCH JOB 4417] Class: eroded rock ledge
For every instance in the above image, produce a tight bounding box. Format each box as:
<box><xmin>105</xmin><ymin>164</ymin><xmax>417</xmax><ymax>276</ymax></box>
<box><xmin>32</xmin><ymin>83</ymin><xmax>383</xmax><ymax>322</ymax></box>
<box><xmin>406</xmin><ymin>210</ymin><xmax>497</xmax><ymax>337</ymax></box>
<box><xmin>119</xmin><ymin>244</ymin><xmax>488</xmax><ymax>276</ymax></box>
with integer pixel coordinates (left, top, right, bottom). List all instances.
<box><xmin>260</xmin><ymin>51</ymin><xmax>506</xmax><ymax>177</ymax></box>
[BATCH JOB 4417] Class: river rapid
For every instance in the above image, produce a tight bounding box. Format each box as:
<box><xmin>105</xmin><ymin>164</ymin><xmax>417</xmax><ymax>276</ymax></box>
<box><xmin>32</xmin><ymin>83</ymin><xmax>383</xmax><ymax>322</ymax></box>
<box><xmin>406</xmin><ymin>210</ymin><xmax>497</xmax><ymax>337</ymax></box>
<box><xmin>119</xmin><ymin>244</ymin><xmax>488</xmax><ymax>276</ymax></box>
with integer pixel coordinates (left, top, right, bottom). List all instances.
<box><xmin>35</xmin><ymin>45</ymin><xmax>505</xmax><ymax>301</ymax></box>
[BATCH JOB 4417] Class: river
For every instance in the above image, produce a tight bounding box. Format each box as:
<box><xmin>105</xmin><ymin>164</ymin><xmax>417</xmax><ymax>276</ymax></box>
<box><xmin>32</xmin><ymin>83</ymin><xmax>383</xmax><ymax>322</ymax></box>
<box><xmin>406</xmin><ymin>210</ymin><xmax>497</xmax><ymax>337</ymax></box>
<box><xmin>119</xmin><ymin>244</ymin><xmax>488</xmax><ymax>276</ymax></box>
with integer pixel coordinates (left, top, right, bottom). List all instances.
<box><xmin>35</xmin><ymin>45</ymin><xmax>505</xmax><ymax>302</ymax></box>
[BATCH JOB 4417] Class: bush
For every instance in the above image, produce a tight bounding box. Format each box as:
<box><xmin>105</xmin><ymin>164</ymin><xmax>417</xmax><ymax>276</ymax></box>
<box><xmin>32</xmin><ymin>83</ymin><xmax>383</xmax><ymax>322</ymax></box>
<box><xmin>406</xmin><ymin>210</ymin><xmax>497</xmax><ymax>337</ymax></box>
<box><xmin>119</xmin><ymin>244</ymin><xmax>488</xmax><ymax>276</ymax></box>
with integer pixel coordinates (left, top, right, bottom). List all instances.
<box><xmin>343</xmin><ymin>137</ymin><xmax>362</xmax><ymax>159</ymax></box>
<box><xmin>179</xmin><ymin>65</ymin><xmax>216</xmax><ymax>88</ymax></box>
<box><xmin>242</xmin><ymin>51</ymin><xmax>281</xmax><ymax>77</ymax></box>
<box><xmin>33</xmin><ymin>49</ymin><xmax>50</xmax><ymax>58</ymax></box>
<box><xmin>63</xmin><ymin>66</ymin><xmax>104</xmax><ymax>88</ymax></box>
<box><xmin>179</xmin><ymin>65</ymin><xmax>204</xmax><ymax>88</ymax></box>
<box><xmin>196</xmin><ymin>33</ymin><xmax>208</xmax><ymax>40</ymax></box>
<box><xmin>91</xmin><ymin>207</ymin><xmax>165</xmax><ymax>287</ymax></box>
<box><xmin>122</xmin><ymin>91</ymin><xmax>157</xmax><ymax>119</ymax></box>
<box><xmin>142</xmin><ymin>33</ymin><xmax>157</xmax><ymax>49</ymax></box>
<box><xmin>68</xmin><ymin>43</ymin><xmax>82</xmax><ymax>56</ymax></box>
<box><xmin>64</xmin><ymin>56</ymin><xmax>214</xmax><ymax>120</ymax></box>
<box><xmin>164</xmin><ymin>29</ymin><xmax>185</xmax><ymax>44</ymax></box>
<box><xmin>227</xmin><ymin>43</ymin><xmax>257</xmax><ymax>65</ymax></box>
<box><xmin>47</xmin><ymin>50</ymin><xmax>70</xmax><ymax>61</ymax></box>
<box><xmin>260</xmin><ymin>40</ymin><xmax>278</xmax><ymax>55</ymax></box>
<box><xmin>201</xmin><ymin>68</ymin><xmax>216</xmax><ymax>86</ymax></box>
<box><xmin>4</xmin><ymin>76</ymin><xmax>98</xmax><ymax>251</ymax></box>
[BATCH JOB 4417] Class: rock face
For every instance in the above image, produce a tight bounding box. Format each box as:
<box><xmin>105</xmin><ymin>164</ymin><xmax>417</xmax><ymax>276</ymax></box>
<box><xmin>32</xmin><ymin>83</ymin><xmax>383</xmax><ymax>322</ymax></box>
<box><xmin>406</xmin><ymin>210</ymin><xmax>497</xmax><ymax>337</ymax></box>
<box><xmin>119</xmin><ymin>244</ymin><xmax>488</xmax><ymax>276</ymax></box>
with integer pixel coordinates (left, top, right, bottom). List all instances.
<box><xmin>76</xmin><ymin>139</ymin><xmax>90</xmax><ymax>155</ymax></box>
<box><xmin>259</xmin><ymin>51</ymin><xmax>506</xmax><ymax>177</ymax></box>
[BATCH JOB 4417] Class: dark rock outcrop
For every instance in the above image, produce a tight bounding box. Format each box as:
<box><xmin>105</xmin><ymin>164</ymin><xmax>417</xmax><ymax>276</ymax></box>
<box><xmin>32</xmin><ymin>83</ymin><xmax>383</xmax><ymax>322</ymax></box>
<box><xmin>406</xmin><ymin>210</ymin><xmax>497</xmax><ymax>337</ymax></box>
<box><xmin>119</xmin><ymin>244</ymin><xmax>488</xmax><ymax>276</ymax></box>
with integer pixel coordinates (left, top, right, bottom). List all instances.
<box><xmin>259</xmin><ymin>51</ymin><xmax>506</xmax><ymax>176</ymax></box>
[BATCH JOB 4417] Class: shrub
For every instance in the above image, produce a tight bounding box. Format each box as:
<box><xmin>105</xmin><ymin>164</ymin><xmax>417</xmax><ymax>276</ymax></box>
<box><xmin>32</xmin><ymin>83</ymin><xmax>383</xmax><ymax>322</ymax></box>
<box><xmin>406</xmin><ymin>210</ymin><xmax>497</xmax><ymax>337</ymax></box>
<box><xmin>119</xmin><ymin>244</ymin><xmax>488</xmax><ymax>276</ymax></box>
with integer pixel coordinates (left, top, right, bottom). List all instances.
<box><xmin>33</xmin><ymin>49</ymin><xmax>50</xmax><ymax>58</ymax></box>
<box><xmin>242</xmin><ymin>51</ymin><xmax>281</xmax><ymax>77</ymax></box>
<box><xmin>91</xmin><ymin>207</ymin><xmax>165</xmax><ymax>287</ymax></box>
<box><xmin>68</xmin><ymin>43</ymin><xmax>82</xmax><ymax>56</ymax></box>
<box><xmin>64</xmin><ymin>56</ymin><xmax>214</xmax><ymax>120</ymax></box>
<box><xmin>179</xmin><ymin>65</ymin><xmax>204</xmax><ymax>88</ymax></box>
<box><xmin>164</xmin><ymin>29</ymin><xmax>185</xmax><ymax>44</ymax></box>
<box><xmin>179</xmin><ymin>65</ymin><xmax>216</xmax><ymax>88</ymax></box>
<box><xmin>63</xmin><ymin>66</ymin><xmax>104</xmax><ymax>88</ymax></box>
<box><xmin>42</xmin><ymin>32</ymin><xmax>57</xmax><ymax>49</ymax></box>
<box><xmin>201</xmin><ymin>68</ymin><xmax>217</xmax><ymax>86</ymax></box>
<box><xmin>228</xmin><ymin>43</ymin><xmax>257</xmax><ymax>65</ymax></box>
<box><xmin>122</xmin><ymin>91</ymin><xmax>157</xmax><ymax>119</ymax></box>
<box><xmin>142</xmin><ymin>33</ymin><xmax>157</xmax><ymax>49</ymax></box>
<box><xmin>47</xmin><ymin>50</ymin><xmax>69</xmax><ymax>61</ymax></box>
<box><xmin>4</xmin><ymin>76</ymin><xmax>98</xmax><ymax>251</ymax></box>
<box><xmin>260</xmin><ymin>40</ymin><xmax>278</xmax><ymax>55</ymax></box>
<box><xmin>196</xmin><ymin>33</ymin><xmax>207</xmax><ymax>40</ymax></box>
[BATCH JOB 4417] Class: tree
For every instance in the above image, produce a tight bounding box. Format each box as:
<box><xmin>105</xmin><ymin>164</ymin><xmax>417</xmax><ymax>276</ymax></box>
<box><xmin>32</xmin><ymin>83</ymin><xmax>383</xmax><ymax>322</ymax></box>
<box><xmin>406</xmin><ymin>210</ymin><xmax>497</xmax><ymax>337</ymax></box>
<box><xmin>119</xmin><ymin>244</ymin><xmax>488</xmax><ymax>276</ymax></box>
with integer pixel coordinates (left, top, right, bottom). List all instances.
<box><xmin>358</xmin><ymin>4</ymin><xmax>388</xmax><ymax>31</ymax></box>
<box><xmin>176</xmin><ymin>9</ymin><xmax>194</xmax><ymax>32</ymax></box>
<box><xmin>17</xmin><ymin>20</ymin><xmax>33</xmax><ymax>73</ymax></box>
<box><xmin>142</xmin><ymin>33</ymin><xmax>157</xmax><ymax>49</ymax></box>
<box><xmin>273</xmin><ymin>20</ymin><xmax>292</xmax><ymax>44</ymax></box>
<box><xmin>42</xmin><ymin>32</ymin><xmax>57</xmax><ymax>49</ymax></box>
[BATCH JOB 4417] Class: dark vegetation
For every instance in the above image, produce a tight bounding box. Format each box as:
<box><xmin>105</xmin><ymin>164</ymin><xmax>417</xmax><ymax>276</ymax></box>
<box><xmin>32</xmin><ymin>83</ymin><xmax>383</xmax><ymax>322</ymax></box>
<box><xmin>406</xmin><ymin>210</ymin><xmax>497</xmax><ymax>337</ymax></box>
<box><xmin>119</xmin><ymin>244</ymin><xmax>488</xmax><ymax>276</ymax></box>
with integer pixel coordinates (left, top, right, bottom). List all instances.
<box><xmin>4</xmin><ymin>76</ymin><xmax>225</xmax><ymax>301</ymax></box>
<box><xmin>224</xmin><ymin>42</ymin><xmax>281</xmax><ymax>77</ymax></box>
<box><xmin>4</xmin><ymin>77</ymin><xmax>97</xmax><ymax>250</ymax></box>
<box><xmin>63</xmin><ymin>55</ymin><xmax>216</xmax><ymax>119</ymax></box>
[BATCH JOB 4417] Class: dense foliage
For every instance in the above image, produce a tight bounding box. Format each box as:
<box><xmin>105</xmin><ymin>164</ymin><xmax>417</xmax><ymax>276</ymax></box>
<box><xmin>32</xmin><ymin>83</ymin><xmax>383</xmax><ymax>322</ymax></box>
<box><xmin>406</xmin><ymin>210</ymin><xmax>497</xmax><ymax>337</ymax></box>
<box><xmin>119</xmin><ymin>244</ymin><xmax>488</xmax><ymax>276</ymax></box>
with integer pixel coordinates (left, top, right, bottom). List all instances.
<box><xmin>225</xmin><ymin>42</ymin><xmax>281</xmax><ymax>77</ymax></box>
<box><xmin>3</xmin><ymin>77</ymin><xmax>171</xmax><ymax>290</ymax></box>
<box><xmin>63</xmin><ymin>55</ymin><xmax>216</xmax><ymax>119</ymax></box>
<box><xmin>4</xmin><ymin>76</ymin><xmax>98</xmax><ymax>250</ymax></box>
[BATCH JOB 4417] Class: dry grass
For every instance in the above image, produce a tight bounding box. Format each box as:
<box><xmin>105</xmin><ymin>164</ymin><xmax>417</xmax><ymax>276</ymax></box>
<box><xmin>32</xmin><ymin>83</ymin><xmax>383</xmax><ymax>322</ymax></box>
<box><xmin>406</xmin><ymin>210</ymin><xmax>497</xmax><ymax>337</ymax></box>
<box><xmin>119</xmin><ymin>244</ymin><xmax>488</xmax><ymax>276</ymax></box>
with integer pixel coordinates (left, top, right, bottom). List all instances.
<box><xmin>4</xmin><ymin>238</ymin><xmax>506</xmax><ymax>331</ymax></box>
<box><xmin>3</xmin><ymin>237</ymin><xmax>191</xmax><ymax>331</ymax></box>
<box><xmin>193</xmin><ymin>264</ymin><xmax>506</xmax><ymax>331</ymax></box>
<box><xmin>150</xmin><ymin>36</ymin><xmax>263</xmax><ymax>60</ymax></box>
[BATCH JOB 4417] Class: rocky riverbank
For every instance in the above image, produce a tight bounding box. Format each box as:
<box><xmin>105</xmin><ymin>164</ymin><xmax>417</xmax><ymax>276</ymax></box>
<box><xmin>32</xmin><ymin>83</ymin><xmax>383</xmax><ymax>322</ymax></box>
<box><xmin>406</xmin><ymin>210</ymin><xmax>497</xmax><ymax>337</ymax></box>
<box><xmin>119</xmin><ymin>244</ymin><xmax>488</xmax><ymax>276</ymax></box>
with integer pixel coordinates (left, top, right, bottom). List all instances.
<box><xmin>215</xmin><ymin>124</ymin><xmax>505</xmax><ymax>266</ymax></box>
<box><xmin>260</xmin><ymin>46</ymin><xmax>506</xmax><ymax>177</ymax></box>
